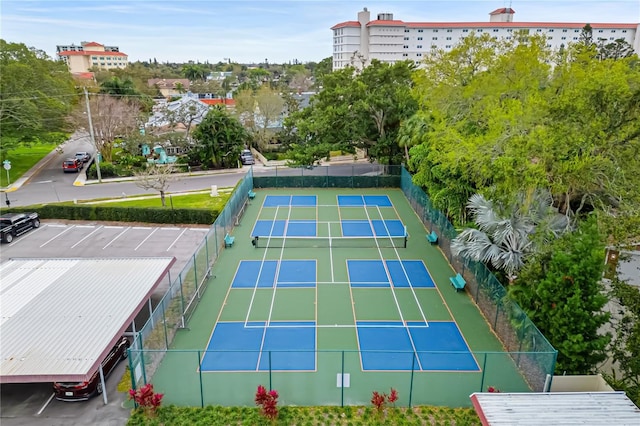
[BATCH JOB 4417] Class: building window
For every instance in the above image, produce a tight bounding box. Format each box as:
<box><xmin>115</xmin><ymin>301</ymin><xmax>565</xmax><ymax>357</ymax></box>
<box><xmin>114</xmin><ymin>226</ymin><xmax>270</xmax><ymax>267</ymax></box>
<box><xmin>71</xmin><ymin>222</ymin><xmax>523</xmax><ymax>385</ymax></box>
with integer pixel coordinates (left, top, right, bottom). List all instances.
<box><xmin>463</xmin><ymin>29</ymin><xmax>469</xmax><ymax>32</ymax></box>
<box><xmin>507</xmin><ymin>29</ymin><xmax>513</xmax><ymax>32</ymax></box>
<box><xmin>418</xmin><ymin>29</ymin><xmax>423</xmax><ymax>33</ymax></box>
<box><xmin>536</xmin><ymin>29</ymin><xmax>542</xmax><ymax>32</ymax></box>
<box><xmin>549</xmin><ymin>29</ymin><xmax>554</xmax><ymax>32</ymax></box>
<box><xmin>561</xmin><ymin>36</ymin><xmax>567</xmax><ymax>40</ymax></box>
<box><xmin>404</xmin><ymin>37</ymin><xmax>409</xmax><ymax>40</ymax></box>
<box><xmin>562</xmin><ymin>29</ymin><xmax>568</xmax><ymax>32</ymax></box>
<box><xmin>433</xmin><ymin>29</ymin><xmax>438</xmax><ymax>32</ymax></box>
<box><xmin>573</xmin><ymin>37</ymin><xmax>578</xmax><ymax>40</ymax></box>
<box><xmin>417</xmin><ymin>45</ymin><xmax>423</xmax><ymax>48</ymax></box>
<box><xmin>91</xmin><ymin>56</ymin><xmax>97</xmax><ymax>60</ymax></box>
<box><xmin>506</xmin><ymin>37</ymin><xmax>512</xmax><ymax>40</ymax></box>
<box><xmin>431</xmin><ymin>45</ymin><xmax>436</xmax><ymax>49</ymax></box>
<box><xmin>447</xmin><ymin>29</ymin><xmax>452</xmax><ymax>32</ymax></box>
<box><xmin>477</xmin><ymin>29</ymin><xmax>483</xmax><ymax>32</ymax></box>
<box><xmin>622</xmin><ymin>30</ymin><xmax>627</xmax><ymax>33</ymax></box>
<box><xmin>404</xmin><ymin>29</ymin><xmax>409</xmax><ymax>33</ymax></box>
<box><xmin>417</xmin><ymin>53</ymin><xmax>422</xmax><ymax>57</ymax></box>
<box><xmin>432</xmin><ymin>37</ymin><xmax>437</xmax><ymax>40</ymax></box>
<box><xmin>598</xmin><ymin>29</ymin><xmax>604</xmax><ymax>33</ymax></box>
<box><xmin>575</xmin><ymin>29</ymin><xmax>580</xmax><ymax>32</ymax></box>
<box><xmin>446</xmin><ymin>37</ymin><xmax>452</xmax><ymax>40</ymax></box>
<box><xmin>493</xmin><ymin>29</ymin><xmax>499</xmax><ymax>32</ymax></box>
<box><xmin>446</xmin><ymin>45</ymin><xmax>452</xmax><ymax>49</ymax></box>
<box><xmin>403</xmin><ymin>53</ymin><xmax>408</xmax><ymax>57</ymax></box>
<box><xmin>404</xmin><ymin>45</ymin><xmax>409</xmax><ymax>48</ymax></box>
<box><xmin>92</xmin><ymin>62</ymin><xmax>98</xmax><ymax>65</ymax></box>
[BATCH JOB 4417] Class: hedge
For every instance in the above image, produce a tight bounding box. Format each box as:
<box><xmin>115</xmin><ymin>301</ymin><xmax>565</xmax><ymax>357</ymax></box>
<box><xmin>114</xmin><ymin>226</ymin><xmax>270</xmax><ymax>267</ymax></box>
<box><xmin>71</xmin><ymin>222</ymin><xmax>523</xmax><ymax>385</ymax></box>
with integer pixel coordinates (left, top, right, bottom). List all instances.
<box><xmin>10</xmin><ymin>204</ymin><xmax>218</xmax><ymax>225</ymax></box>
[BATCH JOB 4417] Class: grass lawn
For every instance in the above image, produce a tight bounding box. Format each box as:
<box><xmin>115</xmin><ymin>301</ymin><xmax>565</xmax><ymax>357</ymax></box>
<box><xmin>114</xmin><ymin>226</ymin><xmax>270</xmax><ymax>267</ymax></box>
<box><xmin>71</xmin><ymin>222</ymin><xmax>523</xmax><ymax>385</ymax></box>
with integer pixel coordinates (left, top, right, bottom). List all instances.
<box><xmin>1</xmin><ymin>143</ymin><xmax>58</xmax><ymax>188</ymax></box>
<box><xmin>89</xmin><ymin>191</ymin><xmax>232</xmax><ymax>210</ymax></box>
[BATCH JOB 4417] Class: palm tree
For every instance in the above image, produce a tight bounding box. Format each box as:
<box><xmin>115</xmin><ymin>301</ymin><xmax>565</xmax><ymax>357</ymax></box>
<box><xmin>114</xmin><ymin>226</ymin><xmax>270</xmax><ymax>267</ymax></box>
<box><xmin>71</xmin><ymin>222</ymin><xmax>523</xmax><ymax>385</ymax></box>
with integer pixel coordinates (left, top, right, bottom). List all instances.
<box><xmin>397</xmin><ymin>112</ymin><xmax>430</xmax><ymax>165</ymax></box>
<box><xmin>100</xmin><ymin>77</ymin><xmax>137</xmax><ymax>96</ymax></box>
<box><xmin>451</xmin><ymin>190</ymin><xmax>571</xmax><ymax>283</ymax></box>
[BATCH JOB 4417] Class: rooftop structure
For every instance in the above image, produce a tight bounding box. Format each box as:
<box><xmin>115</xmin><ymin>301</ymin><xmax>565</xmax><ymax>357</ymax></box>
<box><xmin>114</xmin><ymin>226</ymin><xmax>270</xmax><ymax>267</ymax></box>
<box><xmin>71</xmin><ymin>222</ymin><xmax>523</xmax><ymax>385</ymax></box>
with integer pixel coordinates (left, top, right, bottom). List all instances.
<box><xmin>331</xmin><ymin>8</ymin><xmax>640</xmax><ymax>70</ymax></box>
<box><xmin>57</xmin><ymin>41</ymin><xmax>128</xmax><ymax>73</ymax></box>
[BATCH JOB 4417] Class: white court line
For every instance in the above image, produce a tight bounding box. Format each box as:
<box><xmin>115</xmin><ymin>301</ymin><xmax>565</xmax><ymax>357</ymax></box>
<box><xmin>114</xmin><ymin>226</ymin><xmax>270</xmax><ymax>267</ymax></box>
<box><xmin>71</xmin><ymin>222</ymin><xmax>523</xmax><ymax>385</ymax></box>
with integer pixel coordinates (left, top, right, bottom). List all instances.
<box><xmin>71</xmin><ymin>225</ymin><xmax>104</xmax><ymax>248</ymax></box>
<box><xmin>135</xmin><ymin>228</ymin><xmax>159</xmax><ymax>251</ymax></box>
<box><xmin>102</xmin><ymin>227</ymin><xmax>131</xmax><ymax>249</ymax></box>
<box><xmin>243</xmin><ymin>323</ymin><xmax>431</xmax><ymax>329</ymax></box>
<box><xmin>166</xmin><ymin>228</ymin><xmax>188</xmax><ymax>251</ymax></box>
<box><xmin>40</xmin><ymin>226</ymin><xmax>76</xmax><ymax>247</ymax></box>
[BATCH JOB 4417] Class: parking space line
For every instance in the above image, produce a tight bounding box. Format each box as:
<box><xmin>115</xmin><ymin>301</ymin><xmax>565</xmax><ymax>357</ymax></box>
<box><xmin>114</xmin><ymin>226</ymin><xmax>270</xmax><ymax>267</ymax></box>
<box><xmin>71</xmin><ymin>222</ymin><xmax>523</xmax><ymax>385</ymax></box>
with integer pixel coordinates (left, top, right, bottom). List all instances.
<box><xmin>135</xmin><ymin>228</ymin><xmax>159</xmax><ymax>251</ymax></box>
<box><xmin>40</xmin><ymin>226</ymin><xmax>76</xmax><ymax>247</ymax></box>
<box><xmin>7</xmin><ymin>226</ymin><xmax>46</xmax><ymax>247</ymax></box>
<box><xmin>189</xmin><ymin>228</ymin><xmax>209</xmax><ymax>232</ymax></box>
<box><xmin>37</xmin><ymin>393</ymin><xmax>55</xmax><ymax>415</ymax></box>
<box><xmin>75</xmin><ymin>225</ymin><xmax>96</xmax><ymax>229</ymax></box>
<box><xmin>161</xmin><ymin>227</ymin><xmax>180</xmax><ymax>231</ymax></box>
<box><xmin>104</xmin><ymin>226</ymin><xmax>124</xmax><ymax>229</ymax></box>
<box><xmin>47</xmin><ymin>224</ymin><xmax>67</xmax><ymax>228</ymax></box>
<box><xmin>132</xmin><ymin>226</ymin><xmax>151</xmax><ymax>230</ymax></box>
<box><xmin>71</xmin><ymin>226</ymin><xmax>104</xmax><ymax>248</ymax></box>
<box><xmin>166</xmin><ymin>228</ymin><xmax>188</xmax><ymax>251</ymax></box>
<box><xmin>103</xmin><ymin>227</ymin><xmax>131</xmax><ymax>249</ymax></box>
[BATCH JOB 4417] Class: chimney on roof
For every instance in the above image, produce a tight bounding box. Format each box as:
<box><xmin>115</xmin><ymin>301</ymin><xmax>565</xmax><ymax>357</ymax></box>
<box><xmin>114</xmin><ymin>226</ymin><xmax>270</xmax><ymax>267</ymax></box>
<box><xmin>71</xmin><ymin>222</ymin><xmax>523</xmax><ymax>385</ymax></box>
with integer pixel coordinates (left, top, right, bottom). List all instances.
<box><xmin>489</xmin><ymin>7</ymin><xmax>515</xmax><ymax>23</ymax></box>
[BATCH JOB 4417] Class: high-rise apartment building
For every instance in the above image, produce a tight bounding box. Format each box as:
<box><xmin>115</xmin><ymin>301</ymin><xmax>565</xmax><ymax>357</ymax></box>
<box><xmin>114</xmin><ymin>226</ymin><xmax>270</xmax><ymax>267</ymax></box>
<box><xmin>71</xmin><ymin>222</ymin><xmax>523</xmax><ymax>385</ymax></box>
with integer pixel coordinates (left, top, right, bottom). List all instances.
<box><xmin>57</xmin><ymin>41</ymin><xmax>128</xmax><ymax>74</ymax></box>
<box><xmin>331</xmin><ymin>8</ymin><xmax>640</xmax><ymax>70</ymax></box>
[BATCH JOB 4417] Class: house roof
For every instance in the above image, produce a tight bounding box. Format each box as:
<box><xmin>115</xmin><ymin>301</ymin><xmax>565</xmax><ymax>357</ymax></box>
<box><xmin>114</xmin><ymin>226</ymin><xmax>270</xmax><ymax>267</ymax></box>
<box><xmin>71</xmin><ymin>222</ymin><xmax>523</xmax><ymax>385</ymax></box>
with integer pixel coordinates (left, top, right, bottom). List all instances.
<box><xmin>58</xmin><ymin>50</ymin><xmax>128</xmax><ymax>57</ymax></box>
<box><xmin>148</xmin><ymin>78</ymin><xmax>190</xmax><ymax>89</ymax></box>
<box><xmin>83</xmin><ymin>42</ymin><xmax>103</xmax><ymax>47</ymax></box>
<box><xmin>470</xmin><ymin>392</ymin><xmax>640</xmax><ymax>425</ymax></box>
<box><xmin>490</xmin><ymin>8</ymin><xmax>516</xmax><ymax>15</ymax></box>
<box><xmin>0</xmin><ymin>257</ymin><xmax>175</xmax><ymax>383</ymax></box>
<box><xmin>331</xmin><ymin>20</ymin><xmax>360</xmax><ymax>30</ymax></box>
<box><xmin>200</xmin><ymin>98</ymin><xmax>235</xmax><ymax>106</ymax></box>
<box><xmin>72</xmin><ymin>72</ymin><xmax>95</xmax><ymax>80</ymax></box>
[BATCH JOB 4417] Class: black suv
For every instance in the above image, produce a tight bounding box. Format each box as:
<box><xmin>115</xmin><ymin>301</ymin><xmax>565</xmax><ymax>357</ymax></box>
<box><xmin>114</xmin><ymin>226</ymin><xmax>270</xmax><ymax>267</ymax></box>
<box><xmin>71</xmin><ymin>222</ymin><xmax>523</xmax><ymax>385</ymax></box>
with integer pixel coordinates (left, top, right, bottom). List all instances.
<box><xmin>0</xmin><ymin>212</ymin><xmax>40</xmax><ymax>243</ymax></box>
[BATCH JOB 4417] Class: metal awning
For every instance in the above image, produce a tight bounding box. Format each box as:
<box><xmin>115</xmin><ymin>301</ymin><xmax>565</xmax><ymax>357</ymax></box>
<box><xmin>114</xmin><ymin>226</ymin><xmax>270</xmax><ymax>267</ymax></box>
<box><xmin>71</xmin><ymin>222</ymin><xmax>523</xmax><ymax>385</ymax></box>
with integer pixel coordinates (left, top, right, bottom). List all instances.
<box><xmin>0</xmin><ymin>257</ymin><xmax>175</xmax><ymax>383</ymax></box>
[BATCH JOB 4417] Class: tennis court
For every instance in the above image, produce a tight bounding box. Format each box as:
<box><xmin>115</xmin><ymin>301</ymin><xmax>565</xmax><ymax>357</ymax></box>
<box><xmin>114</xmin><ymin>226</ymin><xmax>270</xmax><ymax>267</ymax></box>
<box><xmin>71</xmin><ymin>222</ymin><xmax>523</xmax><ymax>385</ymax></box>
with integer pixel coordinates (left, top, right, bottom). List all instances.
<box><xmin>146</xmin><ymin>187</ymin><xmax>533</xmax><ymax>407</ymax></box>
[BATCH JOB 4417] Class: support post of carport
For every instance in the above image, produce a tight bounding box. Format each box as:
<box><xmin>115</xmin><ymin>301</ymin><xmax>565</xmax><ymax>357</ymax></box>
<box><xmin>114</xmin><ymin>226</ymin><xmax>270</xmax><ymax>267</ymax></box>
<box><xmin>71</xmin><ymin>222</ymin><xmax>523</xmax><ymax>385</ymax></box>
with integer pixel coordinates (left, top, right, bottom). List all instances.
<box><xmin>148</xmin><ymin>298</ymin><xmax>154</xmax><ymax>328</ymax></box>
<box><xmin>99</xmin><ymin>364</ymin><xmax>108</xmax><ymax>404</ymax></box>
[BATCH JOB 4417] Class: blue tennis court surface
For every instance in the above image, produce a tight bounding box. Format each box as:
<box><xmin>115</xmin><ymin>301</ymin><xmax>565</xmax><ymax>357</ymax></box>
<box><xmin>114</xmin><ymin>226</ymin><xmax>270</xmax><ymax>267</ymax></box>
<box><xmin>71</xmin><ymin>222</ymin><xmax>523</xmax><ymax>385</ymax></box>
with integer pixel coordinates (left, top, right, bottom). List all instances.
<box><xmin>342</xmin><ymin>220</ymin><xmax>405</xmax><ymax>237</ymax></box>
<box><xmin>348</xmin><ymin>260</ymin><xmax>434</xmax><ymax>287</ymax></box>
<box><xmin>264</xmin><ymin>195</ymin><xmax>317</xmax><ymax>207</ymax></box>
<box><xmin>338</xmin><ymin>195</ymin><xmax>392</xmax><ymax>207</ymax></box>
<box><xmin>202</xmin><ymin>321</ymin><xmax>316</xmax><ymax>371</ymax></box>
<box><xmin>357</xmin><ymin>321</ymin><xmax>479</xmax><ymax>371</ymax></box>
<box><xmin>232</xmin><ymin>260</ymin><xmax>316</xmax><ymax>288</ymax></box>
<box><xmin>252</xmin><ymin>220</ymin><xmax>316</xmax><ymax>237</ymax></box>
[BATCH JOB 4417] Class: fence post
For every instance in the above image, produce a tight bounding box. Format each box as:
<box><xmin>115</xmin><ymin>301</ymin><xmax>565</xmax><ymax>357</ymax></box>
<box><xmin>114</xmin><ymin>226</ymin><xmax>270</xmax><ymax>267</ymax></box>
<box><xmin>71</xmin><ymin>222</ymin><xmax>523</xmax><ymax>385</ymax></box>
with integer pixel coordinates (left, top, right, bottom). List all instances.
<box><xmin>128</xmin><ymin>351</ymin><xmax>138</xmax><ymax>409</ymax></box>
<box><xmin>269</xmin><ymin>351</ymin><xmax>272</xmax><ymax>391</ymax></box>
<box><xmin>480</xmin><ymin>353</ymin><xmax>488</xmax><ymax>391</ymax></box>
<box><xmin>162</xmin><ymin>300</ymin><xmax>168</xmax><ymax>349</ymax></box>
<box><xmin>179</xmin><ymin>274</ymin><xmax>186</xmax><ymax>328</ymax></box>
<box><xmin>341</xmin><ymin>350</ymin><xmax>345</xmax><ymax>407</ymax></box>
<box><xmin>493</xmin><ymin>302</ymin><xmax>501</xmax><ymax>329</ymax></box>
<box><xmin>409</xmin><ymin>353</ymin><xmax>415</xmax><ymax>408</ymax></box>
<box><xmin>198</xmin><ymin>350</ymin><xmax>204</xmax><ymax>408</ymax></box>
<box><xmin>193</xmin><ymin>254</ymin><xmax>199</xmax><ymax>298</ymax></box>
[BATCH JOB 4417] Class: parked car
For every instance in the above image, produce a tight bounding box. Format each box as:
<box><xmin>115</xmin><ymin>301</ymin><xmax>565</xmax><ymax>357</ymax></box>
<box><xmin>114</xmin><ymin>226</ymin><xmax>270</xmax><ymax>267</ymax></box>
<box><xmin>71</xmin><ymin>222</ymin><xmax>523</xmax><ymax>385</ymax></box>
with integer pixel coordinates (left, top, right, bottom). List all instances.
<box><xmin>75</xmin><ymin>151</ymin><xmax>91</xmax><ymax>163</ymax></box>
<box><xmin>62</xmin><ymin>158</ymin><xmax>83</xmax><ymax>173</ymax></box>
<box><xmin>0</xmin><ymin>212</ymin><xmax>40</xmax><ymax>243</ymax></box>
<box><xmin>53</xmin><ymin>336</ymin><xmax>130</xmax><ymax>401</ymax></box>
<box><xmin>240</xmin><ymin>149</ymin><xmax>255</xmax><ymax>165</ymax></box>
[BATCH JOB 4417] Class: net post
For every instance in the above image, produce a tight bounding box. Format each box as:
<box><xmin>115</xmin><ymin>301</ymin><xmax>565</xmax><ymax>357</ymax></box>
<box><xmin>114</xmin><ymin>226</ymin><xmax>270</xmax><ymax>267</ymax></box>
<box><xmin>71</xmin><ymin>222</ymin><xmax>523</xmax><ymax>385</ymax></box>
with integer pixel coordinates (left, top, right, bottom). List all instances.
<box><xmin>409</xmin><ymin>352</ymin><xmax>415</xmax><ymax>407</ymax></box>
<box><xmin>341</xmin><ymin>350</ymin><xmax>345</xmax><ymax>407</ymax></box>
<box><xmin>269</xmin><ymin>350</ymin><xmax>272</xmax><ymax>391</ymax></box>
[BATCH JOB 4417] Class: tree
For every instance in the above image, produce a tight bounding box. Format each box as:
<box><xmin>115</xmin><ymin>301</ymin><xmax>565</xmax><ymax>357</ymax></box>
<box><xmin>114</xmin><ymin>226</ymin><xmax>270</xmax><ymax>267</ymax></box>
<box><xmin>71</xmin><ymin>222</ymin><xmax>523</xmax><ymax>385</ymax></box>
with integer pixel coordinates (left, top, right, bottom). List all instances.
<box><xmin>254</xmin><ymin>86</ymin><xmax>285</xmax><ymax>149</ymax></box>
<box><xmin>181</xmin><ymin>63</ymin><xmax>208</xmax><ymax>82</ymax></box>
<box><xmin>100</xmin><ymin>77</ymin><xmax>138</xmax><ymax>96</ymax></box>
<box><xmin>452</xmin><ymin>190</ymin><xmax>570</xmax><ymax>283</ymax></box>
<box><xmin>191</xmin><ymin>106</ymin><xmax>247</xmax><ymax>169</ymax></box>
<box><xmin>74</xmin><ymin>94</ymin><xmax>141</xmax><ymax>162</ymax></box>
<box><xmin>0</xmin><ymin>40</ymin><xmax>76</xmax><ymax>153</ymax></box>
<box><xmin>510</xmin><ymin>216</ymin><xmax>611</xmax><ymax>374</ymax></box>
<box><xmin>134</xmin><ymin>164</ymin><xmax>176</xmax><ymax>207</ymax></box>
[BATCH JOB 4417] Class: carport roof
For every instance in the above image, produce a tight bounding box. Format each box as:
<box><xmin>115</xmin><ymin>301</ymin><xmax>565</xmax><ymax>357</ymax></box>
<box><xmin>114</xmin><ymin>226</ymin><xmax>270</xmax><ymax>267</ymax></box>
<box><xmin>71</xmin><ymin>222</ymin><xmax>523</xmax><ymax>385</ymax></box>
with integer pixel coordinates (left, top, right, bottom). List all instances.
<box><xmin>0</xmin><ymin>257</ymin><xmax>175</xmax><ymax>383</ymax></box>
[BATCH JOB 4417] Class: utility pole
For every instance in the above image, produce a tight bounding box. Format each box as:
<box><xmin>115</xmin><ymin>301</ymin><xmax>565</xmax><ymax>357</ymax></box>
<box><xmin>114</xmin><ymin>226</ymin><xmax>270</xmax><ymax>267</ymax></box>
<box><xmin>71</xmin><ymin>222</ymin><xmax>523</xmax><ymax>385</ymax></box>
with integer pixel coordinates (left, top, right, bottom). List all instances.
<box><xmin>84</xmin><ymin>87</ymin><xmax>102</xmax><ymax>182</ymax></box>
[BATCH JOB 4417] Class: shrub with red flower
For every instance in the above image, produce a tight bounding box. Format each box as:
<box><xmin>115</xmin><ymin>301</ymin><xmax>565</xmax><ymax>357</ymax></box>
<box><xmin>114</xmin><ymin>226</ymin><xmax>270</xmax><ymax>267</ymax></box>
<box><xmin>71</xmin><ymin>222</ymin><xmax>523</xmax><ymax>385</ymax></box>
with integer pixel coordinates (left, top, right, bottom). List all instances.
<box><xmin>487</xmin><ymin>386</ymin><xmax>501</xmax><ymax>393</ymax></box>
<box><xmin>255</xmin><ymin>385</ymin><xmax>279</xmax><ymax>421</ymax></box>
<box><xmin>371</xmin><ymin>388</ymin><xmax>399</xmax><ymax>414</ymax></box>
<box><xmin>128</xmin><ymin>383</ymin><xmax>164</xmax><ymax>417</ymax></box>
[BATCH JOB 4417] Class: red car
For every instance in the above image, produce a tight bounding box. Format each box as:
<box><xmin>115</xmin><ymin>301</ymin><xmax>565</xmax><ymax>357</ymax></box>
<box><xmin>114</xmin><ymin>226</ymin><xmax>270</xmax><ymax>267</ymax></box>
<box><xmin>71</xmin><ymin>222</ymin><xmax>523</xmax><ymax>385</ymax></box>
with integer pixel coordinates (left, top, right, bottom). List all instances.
<box><xmin>53</xmin><ymin>336</ymin><xmax>130</xmax><ymax>401</ymax></box>
<box><xmin>62</xmin><ymin>158</ymin><xmax>83</xmax><ymax>173</ymax></box>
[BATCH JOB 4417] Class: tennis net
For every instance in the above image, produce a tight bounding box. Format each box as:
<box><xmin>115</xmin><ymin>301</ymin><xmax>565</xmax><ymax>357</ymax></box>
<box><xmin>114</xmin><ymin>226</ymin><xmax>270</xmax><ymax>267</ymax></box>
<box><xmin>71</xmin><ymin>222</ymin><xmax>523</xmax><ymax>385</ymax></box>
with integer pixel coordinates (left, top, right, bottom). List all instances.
<box><xmin>252</xmin><ymin>234</ymin><xmax>407</xmax><ymax>249</ymax></box>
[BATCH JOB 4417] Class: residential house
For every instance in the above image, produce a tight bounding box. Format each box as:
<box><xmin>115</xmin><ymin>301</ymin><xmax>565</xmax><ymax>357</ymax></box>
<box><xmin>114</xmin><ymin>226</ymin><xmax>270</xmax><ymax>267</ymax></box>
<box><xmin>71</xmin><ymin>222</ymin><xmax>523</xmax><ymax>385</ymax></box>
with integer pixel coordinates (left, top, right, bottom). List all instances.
<box><xmin>148</xmin><ymin>78</ymin><xmax>191</xmax><ymax>98</ymax></box>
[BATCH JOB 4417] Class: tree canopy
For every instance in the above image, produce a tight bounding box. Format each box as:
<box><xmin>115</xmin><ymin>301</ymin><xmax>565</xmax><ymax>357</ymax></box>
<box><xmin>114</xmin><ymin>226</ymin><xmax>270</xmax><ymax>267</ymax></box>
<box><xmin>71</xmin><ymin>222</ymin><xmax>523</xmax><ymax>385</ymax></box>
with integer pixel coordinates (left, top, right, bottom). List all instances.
<box><xmin>191</xmin><ymin>106</ymin><xmax>247</xmax><ymax>169</ymax></box>
<box><xmin>0</xmin><ymin>40</ymin><xmax>77</xmax><ymax>153</ymax></box>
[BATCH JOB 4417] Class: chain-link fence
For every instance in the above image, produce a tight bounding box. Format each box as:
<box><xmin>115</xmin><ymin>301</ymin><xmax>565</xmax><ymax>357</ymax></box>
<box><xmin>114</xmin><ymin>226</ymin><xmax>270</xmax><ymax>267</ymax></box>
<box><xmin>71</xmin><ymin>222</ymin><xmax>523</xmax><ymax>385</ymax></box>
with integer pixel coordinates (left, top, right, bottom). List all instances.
<box><xmin>253</xmin><ymin>164</ymin><xmax>402</xmax><ymax>188</ymax></box>
<box><xmin>130</xmin><ymin>169</ymin><xmax>254</xmax><ymax>381</ymax></box>
<box><xmin>128</xmin><ymin>165</ymin><xmax>556</xmax><ymax>405</ymax></box>
<box><xmin>400</xmin><ymin>167</ymin><xmax>557</xmax><ymax>391</ymax></box>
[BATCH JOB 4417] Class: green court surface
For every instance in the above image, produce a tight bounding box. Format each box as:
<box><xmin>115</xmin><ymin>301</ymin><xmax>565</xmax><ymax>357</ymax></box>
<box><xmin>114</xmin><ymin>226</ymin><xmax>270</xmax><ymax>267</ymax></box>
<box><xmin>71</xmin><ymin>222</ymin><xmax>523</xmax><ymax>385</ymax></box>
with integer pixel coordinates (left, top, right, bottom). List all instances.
<box><xmin>149</xmin><ymin>188</ymin><xmax>531</xmax><ymax>407</ymax></box>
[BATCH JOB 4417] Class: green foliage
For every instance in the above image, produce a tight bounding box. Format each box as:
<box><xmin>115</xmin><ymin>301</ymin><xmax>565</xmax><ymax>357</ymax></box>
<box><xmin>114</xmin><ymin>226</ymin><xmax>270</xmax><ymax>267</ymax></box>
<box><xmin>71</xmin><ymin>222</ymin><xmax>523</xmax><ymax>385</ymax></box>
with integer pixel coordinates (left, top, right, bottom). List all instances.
<box><xmin>510</xmin><ymin>216</ymin><xmax>610</xmax><ymax>373</ymax></box>
<box><xmin>18</xmin><ymin>204</ymin><xmax>218</xmax><ymax>225</ymax></box>
<box><xmin>606</xmin><ymin>278</ymin><xmax>640</xmax><ymax>406</ymax></box>
<box><xmin>126</xmin><ymin>405</ymin><xmax>479</xmax><ymax>426</ymax></box>
<box><xmin>0</xmin><ymin>142</ymin><xmax>59</xmax><ymax>187</ymax></box>
<box><xmin>284</xmin><ymin>60</ymin><xmax>417</xmax><ymax>166</ymax></box>
<box><xmin>0</xmin><ymin>40</ymin><xmax>77</xmax><ymax>152</ymax></box>
<box><xmin>192</xmin><ymin>106</ymin><xmax>247</xmax><ymax>169</ymax></box>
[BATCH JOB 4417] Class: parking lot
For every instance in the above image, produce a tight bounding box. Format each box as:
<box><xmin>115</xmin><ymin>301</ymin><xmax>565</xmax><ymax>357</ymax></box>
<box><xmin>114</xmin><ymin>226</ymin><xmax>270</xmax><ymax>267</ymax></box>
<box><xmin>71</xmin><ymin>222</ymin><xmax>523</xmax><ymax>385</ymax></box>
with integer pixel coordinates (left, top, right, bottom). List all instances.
<box><xmin>0</xmin><ymin>220</ymin><xmax>210</xmax><ymax>425</ymax></box>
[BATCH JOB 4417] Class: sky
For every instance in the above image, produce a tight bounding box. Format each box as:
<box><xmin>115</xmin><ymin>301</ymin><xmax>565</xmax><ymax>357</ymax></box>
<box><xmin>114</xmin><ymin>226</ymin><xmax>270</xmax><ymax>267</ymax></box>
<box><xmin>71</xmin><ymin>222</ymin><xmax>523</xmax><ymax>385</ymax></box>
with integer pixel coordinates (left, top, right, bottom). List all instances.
<box><xmin>1</xmin><ymin>0</ymin><xmax>639</xmax><ymax>64</ymax></box>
